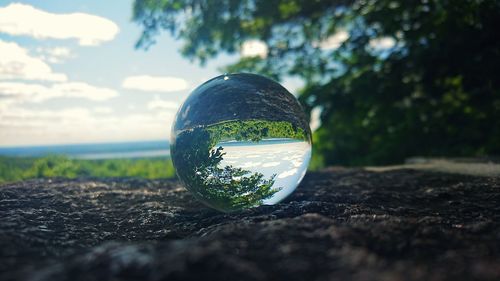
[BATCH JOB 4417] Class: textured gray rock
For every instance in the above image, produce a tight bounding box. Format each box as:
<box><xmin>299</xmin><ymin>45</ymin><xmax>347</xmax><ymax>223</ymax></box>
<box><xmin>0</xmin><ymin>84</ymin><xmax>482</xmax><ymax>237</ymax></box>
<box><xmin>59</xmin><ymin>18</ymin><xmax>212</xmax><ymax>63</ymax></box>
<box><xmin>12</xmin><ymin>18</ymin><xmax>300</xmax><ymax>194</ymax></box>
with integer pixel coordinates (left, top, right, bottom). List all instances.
<box><xmin>1</xmin><ymin>168</ymin><xmax>499</xmax><ymax>280</ymax></box>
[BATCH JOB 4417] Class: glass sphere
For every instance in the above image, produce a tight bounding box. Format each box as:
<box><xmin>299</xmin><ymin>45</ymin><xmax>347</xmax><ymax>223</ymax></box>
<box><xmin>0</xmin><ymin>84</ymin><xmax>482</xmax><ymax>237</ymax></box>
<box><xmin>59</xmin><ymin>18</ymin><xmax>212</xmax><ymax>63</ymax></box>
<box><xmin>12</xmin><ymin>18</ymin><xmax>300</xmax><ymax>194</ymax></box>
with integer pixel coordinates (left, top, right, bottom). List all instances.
<box><xmin>170</xmin><ymin>73</ymin><xmax>311</xmax><ymax>212</ymax></box>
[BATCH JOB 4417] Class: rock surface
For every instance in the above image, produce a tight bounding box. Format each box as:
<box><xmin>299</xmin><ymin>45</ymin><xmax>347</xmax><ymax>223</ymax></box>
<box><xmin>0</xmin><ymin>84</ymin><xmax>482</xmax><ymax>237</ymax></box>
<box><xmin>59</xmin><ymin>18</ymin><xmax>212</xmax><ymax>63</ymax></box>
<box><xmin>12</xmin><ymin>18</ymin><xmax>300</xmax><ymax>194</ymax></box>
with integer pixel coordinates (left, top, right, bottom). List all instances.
<box><xmin>1</xmin><ymin>168</ymin><xmax>499</xmax><ymax>281</ymax></box>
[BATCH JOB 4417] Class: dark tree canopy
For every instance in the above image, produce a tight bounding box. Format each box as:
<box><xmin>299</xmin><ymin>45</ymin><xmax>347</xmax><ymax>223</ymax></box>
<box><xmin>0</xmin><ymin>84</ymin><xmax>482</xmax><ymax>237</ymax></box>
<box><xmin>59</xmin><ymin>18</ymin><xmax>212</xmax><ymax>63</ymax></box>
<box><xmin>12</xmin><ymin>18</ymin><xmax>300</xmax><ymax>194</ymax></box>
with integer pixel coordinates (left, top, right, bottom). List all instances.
<box><xmin>134</xmin><ymin>0</ymin><xmax>500</xmax><ymax>166</ymax></box>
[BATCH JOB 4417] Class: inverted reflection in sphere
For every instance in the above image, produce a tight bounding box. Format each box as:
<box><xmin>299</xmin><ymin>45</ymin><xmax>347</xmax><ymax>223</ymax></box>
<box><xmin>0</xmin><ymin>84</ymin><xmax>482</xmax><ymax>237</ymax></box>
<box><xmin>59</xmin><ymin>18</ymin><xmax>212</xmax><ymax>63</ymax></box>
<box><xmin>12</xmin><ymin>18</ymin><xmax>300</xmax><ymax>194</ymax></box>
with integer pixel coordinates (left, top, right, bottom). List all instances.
<box><xmin>170</xmin><ymin>73</ymin><xmax>311</xmax><ymax>212</ymax></box>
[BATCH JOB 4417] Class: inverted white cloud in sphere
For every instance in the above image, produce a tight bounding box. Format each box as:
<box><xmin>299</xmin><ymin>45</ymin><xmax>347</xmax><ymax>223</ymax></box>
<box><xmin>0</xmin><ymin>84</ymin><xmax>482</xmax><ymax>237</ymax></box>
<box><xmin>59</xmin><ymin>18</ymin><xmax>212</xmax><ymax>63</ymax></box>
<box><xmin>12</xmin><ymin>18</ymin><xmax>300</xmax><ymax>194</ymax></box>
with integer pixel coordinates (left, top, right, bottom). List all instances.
<box><xmin>278</xmin><ymin>168</ymin><xmax>299</xmax><ymax>179</ymax></box>
<box><xmin>0</xmin><ymin>39</ymin><xmax>67</xmax><ymax>81</ymax></box>
<box><xmin>0</xmin><ymin>3</ymin><xmax>119</xmax><ymax>46</ymax></box>
<box><xmin>122</xmin><ymin>75</ymin><xmax>189</xmax><ymax>92</ymax></box>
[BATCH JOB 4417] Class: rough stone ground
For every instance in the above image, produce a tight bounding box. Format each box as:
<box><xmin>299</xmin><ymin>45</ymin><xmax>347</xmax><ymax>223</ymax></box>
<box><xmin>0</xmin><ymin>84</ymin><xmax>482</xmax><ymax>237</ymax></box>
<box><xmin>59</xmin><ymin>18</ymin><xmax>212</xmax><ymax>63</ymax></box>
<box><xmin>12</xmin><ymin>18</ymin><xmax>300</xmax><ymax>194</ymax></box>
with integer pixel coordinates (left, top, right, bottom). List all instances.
<box><xmin>1</xmin><ymin>168</ymin><xmax>499</xmax><ymax>281</ymax></box>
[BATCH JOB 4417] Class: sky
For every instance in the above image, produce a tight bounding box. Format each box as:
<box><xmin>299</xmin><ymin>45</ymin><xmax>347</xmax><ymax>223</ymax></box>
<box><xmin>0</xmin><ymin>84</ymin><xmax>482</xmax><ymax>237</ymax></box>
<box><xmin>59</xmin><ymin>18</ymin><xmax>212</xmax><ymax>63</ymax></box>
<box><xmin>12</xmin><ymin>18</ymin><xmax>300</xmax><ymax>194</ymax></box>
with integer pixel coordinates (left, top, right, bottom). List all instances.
<box><xmin>0</xmin><ymin>0</ymin><xmax>312</xmax><ymax>147</ymax></box>
<box><xmin>1</xmin><ymin>0</ymin><xmax>395</xmax><ymax>147</ymax></box>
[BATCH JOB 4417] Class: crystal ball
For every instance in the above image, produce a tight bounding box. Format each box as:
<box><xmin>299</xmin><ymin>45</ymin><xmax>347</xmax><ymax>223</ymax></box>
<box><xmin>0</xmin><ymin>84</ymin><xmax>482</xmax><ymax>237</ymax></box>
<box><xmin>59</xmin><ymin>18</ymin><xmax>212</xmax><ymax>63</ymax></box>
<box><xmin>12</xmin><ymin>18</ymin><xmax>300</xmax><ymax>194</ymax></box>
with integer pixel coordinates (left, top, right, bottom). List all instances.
<box><xmin>170</xmin><ymin>73</ymin><xmax>312</xmax><ymax>212</ymax></box>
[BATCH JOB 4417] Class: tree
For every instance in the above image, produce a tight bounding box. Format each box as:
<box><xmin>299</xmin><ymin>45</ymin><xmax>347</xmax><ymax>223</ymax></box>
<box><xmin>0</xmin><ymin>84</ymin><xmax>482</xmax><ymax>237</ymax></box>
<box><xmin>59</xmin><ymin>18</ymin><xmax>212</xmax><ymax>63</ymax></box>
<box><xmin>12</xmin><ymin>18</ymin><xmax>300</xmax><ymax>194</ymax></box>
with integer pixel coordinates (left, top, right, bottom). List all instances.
<box><xmin>171</xmin><ymin>127</ymin><xmax>280</xmax><ymax>212</ymax></box>
<box><xmin>134</xmin><ymin>0</ymin><xmax>500</xmax><ymax>165</ymax></box>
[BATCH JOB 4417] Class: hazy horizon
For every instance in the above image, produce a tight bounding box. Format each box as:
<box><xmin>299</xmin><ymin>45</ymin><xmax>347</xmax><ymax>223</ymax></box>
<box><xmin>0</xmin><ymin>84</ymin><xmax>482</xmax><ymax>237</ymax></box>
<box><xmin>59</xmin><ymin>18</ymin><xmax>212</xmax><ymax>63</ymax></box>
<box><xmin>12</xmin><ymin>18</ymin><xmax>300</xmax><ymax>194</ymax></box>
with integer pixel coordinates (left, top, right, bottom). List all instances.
<box><xmin>0</xmin><ymin>138</ymin><xmax>169</xmax><ymax>148</ymax></box>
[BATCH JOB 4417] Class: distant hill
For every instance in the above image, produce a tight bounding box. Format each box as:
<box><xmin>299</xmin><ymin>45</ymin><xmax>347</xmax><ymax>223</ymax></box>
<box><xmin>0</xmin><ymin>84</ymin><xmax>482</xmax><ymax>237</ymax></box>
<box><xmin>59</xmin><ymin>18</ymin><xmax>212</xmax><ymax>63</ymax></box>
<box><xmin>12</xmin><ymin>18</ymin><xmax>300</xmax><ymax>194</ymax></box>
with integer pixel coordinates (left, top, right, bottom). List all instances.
<box><xmin>0</xmin><ymin>140</ymin><xmax>170</xmax><ymax>159</ymax></box>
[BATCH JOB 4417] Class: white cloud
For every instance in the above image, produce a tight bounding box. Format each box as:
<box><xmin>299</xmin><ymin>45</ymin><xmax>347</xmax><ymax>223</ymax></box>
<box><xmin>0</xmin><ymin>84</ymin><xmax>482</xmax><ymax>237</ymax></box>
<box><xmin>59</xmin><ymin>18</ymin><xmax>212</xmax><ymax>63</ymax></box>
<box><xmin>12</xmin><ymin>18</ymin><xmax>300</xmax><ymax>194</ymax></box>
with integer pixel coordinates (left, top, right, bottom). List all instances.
<box><xmin>0</xmin><ymin>81</ymin><xmax>118</xmax><ymax>102</ymax></box>
<box><xmin>313</xmin><ymin>30</ymin><xmax>349</xmax><ymax>50</ymax></box>
<box><xmin>368</xmin><ymin>37</ymin><xmax>396</xmax><ymax>50</ymax></box>
<box><xmin>122</xmin><ymin>75</ymin><xmax>189</xmax><ymax>92</ymax></box>
<box><xmin>0</xmin><ymin>107</ymin><xmax>92</xmax><ymax>128</ymax></box>
<box><xmin>147</xmin><ymin>95</ymin><xmax>179</xmax><ymax>110</ymax></box>
<box><xmin>241</xmin><ymin>40</ymin><xmax>268</xmax><ymax>58</ymax></box>
<box><xmin>52</xmin><ymin>82</ymin><xmax>118</xmax><ymax>101</ymax></box>
<box><xmin>0</xmin><ymin>39</ymin><xmax>67</xmax><ymax>81</ymax></box>
<box><xmin>94</xmin><ymin>107</ymin><xmax>113</xmax><ymax>114</ymax></box>
<box><xmin>0</xmin><ymin>106</ymin><xmax>175</xmax><ymax>146</ymax></box>
<box><xmin>0</xmin><ymin>3</ymin><xmax>119</xmax><ymax>46</ymax></box>
<box><xmin>36</xmin><ymin>47</ymin><xmax>74</xmax><ymax>63</ymax></box>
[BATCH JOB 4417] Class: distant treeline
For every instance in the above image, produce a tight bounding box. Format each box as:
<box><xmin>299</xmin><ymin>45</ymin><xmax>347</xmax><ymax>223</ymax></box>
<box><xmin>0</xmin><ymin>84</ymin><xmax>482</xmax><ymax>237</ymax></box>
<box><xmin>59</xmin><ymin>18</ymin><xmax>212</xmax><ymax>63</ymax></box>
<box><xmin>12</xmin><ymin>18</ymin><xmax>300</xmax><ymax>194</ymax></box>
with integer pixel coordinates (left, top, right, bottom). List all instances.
<box><xmin>0</xmin><ymin>156</ymin><xmax>175</xmax><ymax>184</ymax></box>
<box><xmin>206</xmin><ymin>119</ymin><xmax>308</xmax><ymax>145</ymax></box>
